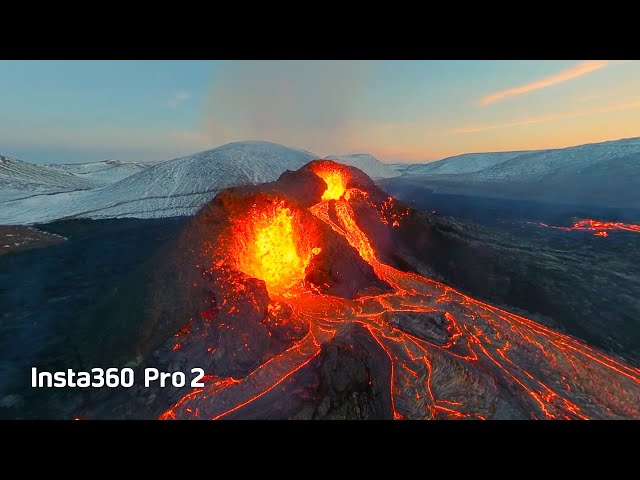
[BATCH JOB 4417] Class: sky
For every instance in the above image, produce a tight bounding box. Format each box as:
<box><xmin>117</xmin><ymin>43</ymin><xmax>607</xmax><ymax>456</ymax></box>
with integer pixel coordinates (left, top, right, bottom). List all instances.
<box><xmin>1</xmin><ymin>60</ymin><xmax>639</xmax><ymax>164</ymax></box>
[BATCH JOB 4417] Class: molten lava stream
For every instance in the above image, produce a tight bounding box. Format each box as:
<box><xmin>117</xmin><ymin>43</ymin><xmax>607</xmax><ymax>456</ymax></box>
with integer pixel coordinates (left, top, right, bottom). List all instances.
<box><xmin>162</xmin><ymin>178</ymin><xmax>640</xmax><ymax>420</ymax></box>
<box><xmin>308</xmin><ymin>194</ymin><xmax>640</xmax><ymax>419</ymax></box>
<box><xmin>537</xmin><ymin>218</ymin><xmax>640</xmax><ymax>236</ymax></box>
<box><xmin>161</xmin><ymin>325</ymin><xmax>334</xmax><ymax>420</ymax></box>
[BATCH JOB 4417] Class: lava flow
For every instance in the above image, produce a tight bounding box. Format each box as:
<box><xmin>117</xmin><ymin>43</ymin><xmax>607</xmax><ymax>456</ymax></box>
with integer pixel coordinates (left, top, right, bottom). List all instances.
<box><xmin>537</xmin><ymin>218</ymin><xmax>640</xmax><ymax>237</ymax></box>
<box><xmin>159</xmin><ymin>161</ymin><xmax>640</xmax><ymax>420</ymax></box>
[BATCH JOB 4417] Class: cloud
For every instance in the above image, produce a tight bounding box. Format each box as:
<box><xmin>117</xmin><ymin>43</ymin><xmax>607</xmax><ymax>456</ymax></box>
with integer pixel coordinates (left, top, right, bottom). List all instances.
<box><xmin>167</xmin><ymin>90</ymin><xmax>191</xmax><ymax>108</ymax></box>
<box><xmin>201</xmin><ymin>60</ymin><xmax>371</xmax><ymax>155</ymax></box>
<box><xmin>455</xmin><ymin>99</ymin><xmax>640</xmax><ymax>133</ymax></box>
<box><xmin>477</xmin><ymin>60</ymin><xmax>610</xmax><ymax>106</ymax></box>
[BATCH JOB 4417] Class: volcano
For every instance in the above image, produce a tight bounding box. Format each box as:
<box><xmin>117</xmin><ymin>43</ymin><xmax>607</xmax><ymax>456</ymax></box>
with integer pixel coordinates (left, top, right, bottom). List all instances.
<box><xmin>135</xmin><ymin>160</ymin><xmax>640</xmax><ymax>420</ymax></box>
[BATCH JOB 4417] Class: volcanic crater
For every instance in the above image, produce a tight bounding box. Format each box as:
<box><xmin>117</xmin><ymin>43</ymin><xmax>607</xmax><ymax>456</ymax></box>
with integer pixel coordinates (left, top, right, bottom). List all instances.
<box><xmin>117</xmin><ymin>160</ymin><xmax>640</xmax><ymax>420</ymax></box>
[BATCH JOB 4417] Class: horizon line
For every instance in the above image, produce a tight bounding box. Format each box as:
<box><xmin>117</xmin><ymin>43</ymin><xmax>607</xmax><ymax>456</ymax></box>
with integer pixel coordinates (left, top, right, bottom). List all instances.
<box><xmin>4</xmin><ymin>134</ymin><xmax>640</xmax><ymax>166</ymax></box>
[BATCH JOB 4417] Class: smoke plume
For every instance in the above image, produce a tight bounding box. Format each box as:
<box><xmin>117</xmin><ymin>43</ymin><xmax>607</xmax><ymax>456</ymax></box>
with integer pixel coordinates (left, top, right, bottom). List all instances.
<box><xmin>203</xmin><ymin>61</ymin><xmax>371</xmax><ymax>155</ymax></box>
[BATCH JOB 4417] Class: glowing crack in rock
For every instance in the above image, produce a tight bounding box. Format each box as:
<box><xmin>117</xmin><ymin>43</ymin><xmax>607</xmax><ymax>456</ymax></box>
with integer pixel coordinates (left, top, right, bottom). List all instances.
<box><xmin>161</xmin><ymin>163</ymin><xmax>640</xmax><ymax>420</ymax></box>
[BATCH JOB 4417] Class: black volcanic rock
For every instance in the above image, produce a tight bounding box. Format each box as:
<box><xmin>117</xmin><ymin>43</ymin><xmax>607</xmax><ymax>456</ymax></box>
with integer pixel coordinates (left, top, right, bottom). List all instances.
<box><xmin>274</xmin><ymin>168</ymin><xmax>328</xmax><ymax>207</ymax></box>
<box><xmin>305</xmin><ymin>232</ymin><xmax>391</xmax><ymax>299</ymax></box>
<box><xmin>386</xmin><ymin>311</ymin><xmax>449</xmax><ymax>345</ymax></box>
<box><xmin>292</xmin><ymin>324</ymin><xmax>394</xmax><ymax>420</ymax></box>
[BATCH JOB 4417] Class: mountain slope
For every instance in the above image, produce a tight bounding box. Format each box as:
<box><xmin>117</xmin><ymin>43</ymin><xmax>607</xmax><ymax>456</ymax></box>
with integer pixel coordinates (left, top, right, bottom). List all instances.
<box><xmin>474</xmin><ymin>137</ymin><xmax>640</xmax><ymax>181</ymax></box>
<box><xmin>379</xmin><ymin>137</ymin><xmax>640</xmax><ymax>209</ymax></box>
<box><xmin>403</xmin><ymin>150</ymin><xmax>536</xmax><ymax>175</ymax></box>
<box><xmin>0</xmin><ymin>155</ymin><xmax>98</xmax><ymax>198</ymax></box>
<box><xmin>0</xmin><ymin>141</ymin><xmax>317</xmax><ymax>225</ymax></box>
<box><xmin>47</xmin><ymin>160</ymin><xmax>153</xmax><ymax>185</ymax></box>
<box><xmin>324</xmin><ymin>153</ymin><xmax>400</xmax><ymax>178</ymax></box>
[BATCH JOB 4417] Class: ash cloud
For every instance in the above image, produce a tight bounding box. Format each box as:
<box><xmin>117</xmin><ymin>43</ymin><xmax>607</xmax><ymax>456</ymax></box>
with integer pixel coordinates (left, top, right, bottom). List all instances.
<box><xmin>203</xmin><ymin>61</ymin><xmax>371</xmax><ymax>155</ymax></box>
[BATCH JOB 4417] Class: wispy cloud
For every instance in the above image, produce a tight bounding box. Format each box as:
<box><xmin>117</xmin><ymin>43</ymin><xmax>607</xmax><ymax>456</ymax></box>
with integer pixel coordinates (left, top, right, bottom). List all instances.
<box><xmin>201</xmin><ymin>60</ymin><xmax>371</xmax><ymax>155</ymax></box>
<box><xmin>477</xmin><ymin>61</ymin><xmax>610</xmax><ymax>106</ymax></box>
<box><xmin>456</xmin><ymin>99</ymin><xmax>640</xmax><ymax>133</ymax></box>
<box><xmin>167</xmin><ymin>90</ymin><xmax>191</xmax><ymax>108</ymax></box>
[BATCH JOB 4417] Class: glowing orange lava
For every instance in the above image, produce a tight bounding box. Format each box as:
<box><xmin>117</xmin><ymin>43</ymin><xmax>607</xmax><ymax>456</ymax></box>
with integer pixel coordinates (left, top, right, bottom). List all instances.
<box><xmin>537</xmin><ymin>218</ymin><xmax>640</xmax><ymax>236</ymax></box>
<box><xmin>313</xmin><ymin>166</ymin><xmax>347</xmax><ymax>201</ymax></box>
<box><xmin>161</xmin><ymin>172</ymin><xmax>640</xmax><ymax>420</ymax></box>
<box><xmin>233</xmin><ymin>201</ymin><xmax>319</xmax><ymax>293</ymax></box>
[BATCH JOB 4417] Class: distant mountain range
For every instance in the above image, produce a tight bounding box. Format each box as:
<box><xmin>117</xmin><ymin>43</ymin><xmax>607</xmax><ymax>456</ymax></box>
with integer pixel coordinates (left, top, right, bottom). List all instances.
<box><xmin>0</xmin><ymin>143</ymin><xmax>402</xmax><ymax>225</ymax></box>
<box><xmin>384</xmin><ymin>137</ymin><xmax>640</xmax><ymax>210</ymax></box>
<box><xmin>1</xmin><ymin>137</ymin><xmax>639</xmax><ymax>224</ymax></box>
<box><xmin>0</xmin><ymin>154</ymin><xmax>97</xmax><ymax>202</ymax></box>
<box><xmin>401</xmin><ymin>151</ymin><xmax>533</xmax><ymax>175</ymax></box>
<box><xmin>47</xmin><ymin>160</ymin><xmax>152</xmax><ymax>185</ymax></box>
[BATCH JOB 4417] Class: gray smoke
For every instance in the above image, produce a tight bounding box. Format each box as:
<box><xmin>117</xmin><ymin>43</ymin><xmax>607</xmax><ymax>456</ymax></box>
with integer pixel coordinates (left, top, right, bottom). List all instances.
<box><xmin>203</xmin><ymin>61</ymin><xmax>371</xmax><ymax>155</ymax></box>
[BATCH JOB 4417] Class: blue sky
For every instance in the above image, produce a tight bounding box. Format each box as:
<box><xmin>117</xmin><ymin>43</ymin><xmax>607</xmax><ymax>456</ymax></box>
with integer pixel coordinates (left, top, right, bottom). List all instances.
<box><xmin>1</xmin><ymin>60</ymin><xmax>639</xmax><ymax>164</ymax></box>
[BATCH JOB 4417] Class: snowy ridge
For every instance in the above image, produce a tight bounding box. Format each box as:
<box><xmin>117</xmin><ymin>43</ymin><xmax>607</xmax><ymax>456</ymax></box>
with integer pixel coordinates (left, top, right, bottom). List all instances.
<box><xmin>47</xmin><ymin>160</ymin><xmax>154</xmax><ymax>185</ymax></box>
<box><xmin>324</xmin><ymin>153</ymin><xmax>401</xmax><ymax>178</ymax></box>
<box><xmin>396</xmin><ymin>137</ymin><xmax>640</xmax><ymax>183</ymax></box>
<box><xmin>402</xmin><ymin>150</ymin><xmax>536</xmax><ymax>175</ymax></box>
<box><xmin>473</xmin><ymin>137</ymin><xmax>640</xmax><ymax>181</ymax></box>
<box><xmin>380</xmin><ymin>137</ymin><xmax>640</xmax><ymax>209</ymax></box>
<box><xmin>0</xmin><ymin>141</ymin><xmax>317</xmax><ymax>225</ymax></box>
<box><xmin>0</xmin><ymin>154</ymin><xmax>98</xmax><ymax>196</ymax></box>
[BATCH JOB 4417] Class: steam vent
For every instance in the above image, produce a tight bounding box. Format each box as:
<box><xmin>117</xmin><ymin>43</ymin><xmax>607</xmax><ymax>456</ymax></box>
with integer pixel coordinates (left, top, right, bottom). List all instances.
<box><xmin>140</xmin><ymin>160</ymin><xmax>640</xmax><ymax>420</ymax></box>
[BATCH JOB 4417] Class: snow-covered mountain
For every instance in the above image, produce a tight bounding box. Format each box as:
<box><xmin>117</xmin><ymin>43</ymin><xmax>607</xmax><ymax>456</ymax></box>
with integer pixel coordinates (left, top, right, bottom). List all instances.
<box><xmin>324</xmin><ymin>153</ymin><xmax>401</xmax><ymax>178</ymax></box>
<box><xmin>473</xmin><ymin>137</ymin><xmax>640</xmax><ymax>181</ymax></box>
<box><xmin>403</xmin><ymin>150</ymin><xmax>536</xmax><ymax>175</ymax></box>
<box><xmin>47</xmin><ymin>160</ymin><xmax>153</xmax><ymax>185</ymax></box>
<box><xmin>401</xmin><ymin>137</ymin><xmax>640</xmax><ymax>180</ymax></box>
<box><xmin>380</xmin><ymin>137</ymin><xmax>640</xmax><ymax>209</ymax></box>
<box><xmin>0</xmin><ymin>154</ymin><xmax>98</xmax><ymax>202</ymax></box>
<box><xmin>0</xmin><ymin>141</ymin><xmax>317</xmax><ymax>225</ymax></box>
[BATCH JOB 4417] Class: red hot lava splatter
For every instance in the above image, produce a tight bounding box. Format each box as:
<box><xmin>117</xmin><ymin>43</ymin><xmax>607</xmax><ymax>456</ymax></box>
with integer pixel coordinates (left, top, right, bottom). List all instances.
<box><xmin>161</xmin><ymin>169</ymin><xmax>640</xmax><ymax>420</ymax></box>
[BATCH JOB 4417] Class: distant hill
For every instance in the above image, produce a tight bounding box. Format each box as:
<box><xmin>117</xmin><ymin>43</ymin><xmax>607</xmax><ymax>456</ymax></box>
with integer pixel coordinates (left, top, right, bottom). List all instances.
<box><xmin>0</xmin><ymin>154</ymin><xmax>98</xmax><ymax>202</ymax></box>
<box><xmin>403</xmin><ymin>150</ymin><xmax>535</xmax><ymax>175</ymax></box>
<box><xmin>47</xmin><ymin>160</ymin><xmax>153</xmax><ymax>185</ymax></box>
<box><xmin>473</xmin><ymin>137</ymin><xmax>640</xmax><ymax>181</ymax></box>
<box><xmin>381</xmin><ymin>137</ymin><xmax>640</xmax><ymax>209</ymax></box>
<box><xmin>0</xmin><ymin>155</ymin><xmax>155</xmax><ymax>203</ymax></box>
